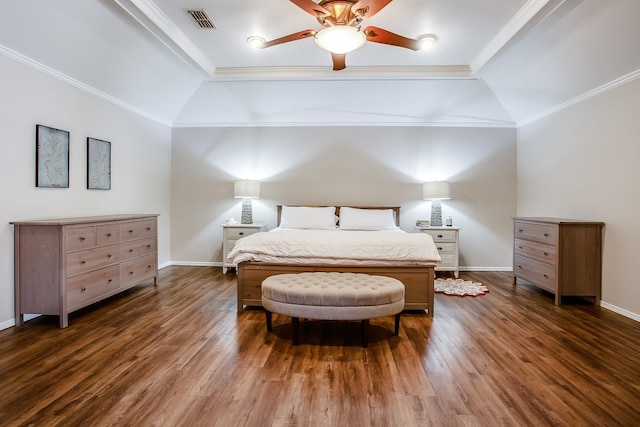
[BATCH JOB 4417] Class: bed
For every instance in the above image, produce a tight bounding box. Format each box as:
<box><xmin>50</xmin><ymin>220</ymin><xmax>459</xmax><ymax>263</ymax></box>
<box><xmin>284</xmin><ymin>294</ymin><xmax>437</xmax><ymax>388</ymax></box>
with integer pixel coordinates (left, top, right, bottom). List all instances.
<box><xmin>229</xmin><ymin>206</ymin><xmax>440</xmax><ymax>316</ymax></box>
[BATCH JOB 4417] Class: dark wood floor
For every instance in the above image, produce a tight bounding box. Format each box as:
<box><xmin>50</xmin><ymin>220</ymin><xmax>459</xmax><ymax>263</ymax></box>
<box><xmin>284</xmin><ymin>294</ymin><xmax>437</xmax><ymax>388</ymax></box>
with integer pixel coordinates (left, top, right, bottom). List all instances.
<box><xmin>1</xmin><ymin>267</ymin><xmax>639</xmax><ymax>426</ymax></box>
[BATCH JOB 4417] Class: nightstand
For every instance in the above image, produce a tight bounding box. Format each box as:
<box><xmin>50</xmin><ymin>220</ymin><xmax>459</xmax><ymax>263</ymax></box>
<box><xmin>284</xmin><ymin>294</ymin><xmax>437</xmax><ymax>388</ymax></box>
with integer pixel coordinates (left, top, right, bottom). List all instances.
<box><xmin>222</xmin><ymin>223</ymin><xmax>266</xmax><ymax>273</ymax></box>
<box><xmin>417</xmin><ymin>226</ymin><xmax>461</xmax><ymax>278</ymax></box>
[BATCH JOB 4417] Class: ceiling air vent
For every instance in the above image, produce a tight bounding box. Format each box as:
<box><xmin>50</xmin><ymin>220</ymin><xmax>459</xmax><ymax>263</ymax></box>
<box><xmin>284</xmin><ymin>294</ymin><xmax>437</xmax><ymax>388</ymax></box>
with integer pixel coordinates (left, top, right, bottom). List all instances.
<box><xmin>186</xmin><ymin>9</ymin><xmax>216</xmax><ymax>29</ymax></box>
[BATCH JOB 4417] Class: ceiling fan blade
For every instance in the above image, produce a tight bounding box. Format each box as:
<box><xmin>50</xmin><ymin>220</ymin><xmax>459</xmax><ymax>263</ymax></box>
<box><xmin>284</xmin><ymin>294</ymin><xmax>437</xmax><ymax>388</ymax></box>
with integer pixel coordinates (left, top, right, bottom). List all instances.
<box><xmin>331</xmin><ymin>52</ymin><xmax>346</xmax><ymax>70</ymax></box>
<box><xmin>364</xmin><ymin>26</ymin><xmax>423</xmax><ymax>51</ymax></box>
<box><xmin>290</xmin><ymin>0</ymin><xmax>331</xmax><ymax>17</ymax></box>
<box><xmin>260</xmin><ymin>29</ymin><xmax>317</xmax><ymax>48</ymax></box>
<box><xmin>351</xmin><ymin>0</ymin><xmax>393</xmax><ymax>18</ymax></box>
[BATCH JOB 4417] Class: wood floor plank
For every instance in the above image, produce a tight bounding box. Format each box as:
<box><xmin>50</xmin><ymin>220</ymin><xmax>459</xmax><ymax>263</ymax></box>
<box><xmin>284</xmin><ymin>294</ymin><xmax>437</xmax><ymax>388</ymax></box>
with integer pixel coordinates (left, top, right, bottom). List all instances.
<box><xmin>1</xmin><ymin>266</ymin><xmax>639</xmax><ymax>426</ymax></box>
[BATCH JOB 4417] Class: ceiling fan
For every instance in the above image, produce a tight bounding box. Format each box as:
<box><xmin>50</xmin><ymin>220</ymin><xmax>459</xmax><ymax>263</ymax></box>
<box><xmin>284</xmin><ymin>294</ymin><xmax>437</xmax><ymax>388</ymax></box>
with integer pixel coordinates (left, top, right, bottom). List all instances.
<box><xmin>248</xmin><ymin>0</ymin><xmax>434</xmax><ymax>71</ymax></box>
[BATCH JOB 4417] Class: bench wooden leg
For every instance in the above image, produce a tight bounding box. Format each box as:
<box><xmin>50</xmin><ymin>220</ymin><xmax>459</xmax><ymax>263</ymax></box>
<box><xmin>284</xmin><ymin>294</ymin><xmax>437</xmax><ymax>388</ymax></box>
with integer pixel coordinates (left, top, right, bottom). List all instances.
<box><xmin>394</xmin><ymin>313</ymin><xmax>401</xmax><ymax>336</ymax></box>
<box><xmin>292</xmin><ymin>317</ymin><xmax>300</xmax><ymax>346</ymax></box>
<box><xmin>265</xmin><ymin>310</ymin><xmax>272</xmax><ymax>332</ymax></box>
<box><xmin>361</xmin><ymin>319</ymin><xmax>369</xmax><ymax>348</ymax></box>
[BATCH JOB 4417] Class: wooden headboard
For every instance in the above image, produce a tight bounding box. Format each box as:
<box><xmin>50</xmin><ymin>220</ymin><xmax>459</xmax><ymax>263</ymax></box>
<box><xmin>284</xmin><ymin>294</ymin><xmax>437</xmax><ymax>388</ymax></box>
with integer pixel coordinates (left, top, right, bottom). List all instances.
<box><xmin>276</xmin><ymin>205</ymin><xmax>400</xmax><ymax>227</ymax></box>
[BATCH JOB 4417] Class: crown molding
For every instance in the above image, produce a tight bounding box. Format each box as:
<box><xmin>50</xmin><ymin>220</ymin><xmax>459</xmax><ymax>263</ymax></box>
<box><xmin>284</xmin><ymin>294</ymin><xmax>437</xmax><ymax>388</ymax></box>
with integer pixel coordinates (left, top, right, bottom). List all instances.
<box><xmin>115</xmin><ymin>0</ymin><xmax>217</xmax><ymax>78</ymax></box>
<box><xmin>518</xmin><ymin>69</ymin><xmax>640</xmax><ymax>126</ymax></box>
<box><xmin>172</xmin><ymin>120</ymin><xmax>516</xmax><ymax>129</ymax></box>
<box><xmin>211</xmin><ymin>65</ymin><xmax>474</xmax><ymax>82</ymax></box>
<box><xmin>0</xmin><ymin>44</ymin><xmax>171</xmax><ymax>126</ymax></box>
<box><xmin>470</xmin><ymin>0</ymin><xmax>565</xmax><ymax>73</ymax></box>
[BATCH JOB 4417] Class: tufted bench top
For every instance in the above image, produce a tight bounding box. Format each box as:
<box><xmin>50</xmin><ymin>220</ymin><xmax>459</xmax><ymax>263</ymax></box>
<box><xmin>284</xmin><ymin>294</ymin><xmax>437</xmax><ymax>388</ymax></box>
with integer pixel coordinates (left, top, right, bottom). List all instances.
<box><xmin>262</xmin><ymin>272</ymin><xmax>404</xmax><ymax>307</ymax></box>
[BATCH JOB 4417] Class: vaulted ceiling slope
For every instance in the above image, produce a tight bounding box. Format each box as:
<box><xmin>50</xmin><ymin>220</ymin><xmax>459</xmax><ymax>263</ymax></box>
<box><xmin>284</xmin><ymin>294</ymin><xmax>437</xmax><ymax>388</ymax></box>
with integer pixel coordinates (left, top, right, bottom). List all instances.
<box><xmin>0</xmin><ymin>0</ymin><xmax>638</xmax><ymax>127</ymax></box>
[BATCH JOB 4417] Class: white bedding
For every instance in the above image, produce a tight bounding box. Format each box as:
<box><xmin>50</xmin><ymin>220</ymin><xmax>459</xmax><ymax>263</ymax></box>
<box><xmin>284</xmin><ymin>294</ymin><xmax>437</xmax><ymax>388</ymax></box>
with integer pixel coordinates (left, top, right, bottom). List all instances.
<box><xmin>227</xmin><ymin>228</ymin><xmax>441</xmax><ymax>266</ymax></box>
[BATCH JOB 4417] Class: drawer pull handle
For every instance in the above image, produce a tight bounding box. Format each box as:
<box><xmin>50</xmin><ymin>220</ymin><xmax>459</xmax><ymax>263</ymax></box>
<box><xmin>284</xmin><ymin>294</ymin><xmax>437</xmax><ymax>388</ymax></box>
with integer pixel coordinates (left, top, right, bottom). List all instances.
<box><xmin>81</xmin><ymin>287</ymin><xmax>87</xmax><ymax>292</ymax></box>
<box><xmin>80</xmin><ymin>237</ymin><xmax>86</xmax><ymax>241</ymax></box>
<box><xmin>128</xmin><ymin>230</ymin><xmax>133</xmax><ymax>233</ymax></box>
<box><xmin>543</xmin><ymin>252</ymin><xmax>548</xmax><ymax>256</ymax></box>
<box><xmin>108</xmin><ymin>279</ymin><xmax>112</xmax><ymax>283</ymax></box>
<box><xmin>147</xmin><ymin>265</ymin><xmax>152</xmax><ymax>269</ymax></box>
<box><xmin>129</xmin><ymin>272</ymin><xmax>134</xmax><ymax>275</ymax></box>
<box><xmin>108</xmin><ymin>254</ymin><xmax>112</xmax><ymax>258</ymax></box>
<box><xmin>518</xmin><ymin>229</ymin><xmax>523</xmax><ymax>232</ymax></box>
<box><xmin>437</xmin><ymin>247</ymin><xmax>443</xmax><ymax>250</ymax></box>
<box><xmin>107</xmin><ymin>233</ymin><xmax>112</xmax><ymax>237</ymax></box>
<box><xmin>239</xmin><ymin>232</ymin><xmax>245</xmax><ymax>236</ymax></box>
<box><xmin>437</xmin><ymin>234</ymin><xmax>443</xmax><ymax>238</ymax></box>
<box><xmin>543</xmin><ymin>274</ymin><xmax>549</xmax><ymax>278</ymax></box>
<box><xmin>518</xmin><ymin>265</ymin><xmax>523</xmax><ymax>269</ymax></box>
<box><xmin>81</xmin><ymin>260</ymin><xmax>86</xmax><ymax>264</ymax></box>
<box><xmin>146</xmin><ymin>227</ymin><xmax>151</xmax><ymax>231</ymax></box>
<box><xmin>129</xmin><ymin>249</ymin><xmax>134</xmax><ymax>253</ymax></box>
<box><xmin>544</xmin><ymin>233</ymin><xmax>549</xmax><ymax>237</ymax></box>
<box><xmin>518</xmin><ymin>246</ymin><xmax>523</xmax><ymax>249</ymax></box>
<box><xmin>147</xmin><ymin>245</ymin><xmax>151</xmax><ymax>248</ymax></box>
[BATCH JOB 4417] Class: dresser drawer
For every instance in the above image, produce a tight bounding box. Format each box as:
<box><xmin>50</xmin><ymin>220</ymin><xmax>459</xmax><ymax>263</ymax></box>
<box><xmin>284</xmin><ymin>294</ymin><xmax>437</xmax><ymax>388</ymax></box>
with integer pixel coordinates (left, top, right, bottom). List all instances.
<box><xmin>121</xmin><ymin>253</ymin><xmax>157</xmax><ymax>287</ymax></box>
<box><xmin>514</xmin><ymin>255</ymin><xmax>556</xmax><ymax>292</ymax></box>
<box><xmin>515</xmin><ymin>238</ymin><xmax>557</xmax><ymax>265</ymax></box>
<box><xmin>226</xmin><ymin>228</ymin><xmax>262</xmax><ymax>240</ymax></box>
<box><xmin>422</xmin><ymin>229</ymin><xmax>456</xmax><ymax>242</ymax></box>
<box><xmin>97</xmin><ymin>224</ymin><xmax>120</xmax><ymax>246</ymax></box>
<box><xmin>120</xmin><ymin>236</ymin><xmax>156</xmax><ymax>261</ymax></box>
<box><xmin>67</xmin><ymin>226</ymin><xmax>96</xmax><ymax>251</ymax></box>
<box><xmin>120</xmin><ymin>219</ymin><xmax>156</xmax><ymax>241</ymax></box>
<box><xmin>67</xmin><ymin>244</ymin><xmax>120</xmax><ymax>277</ymax></box>
<box><xmin>514</xmin><ymin>221</ymin><xmax>558</xmax><ymax>245</ymax></box>
<box><xmin>67</xmin><ymin>265</ymin><xmax>120</xmax><ymax>309</ymax></box>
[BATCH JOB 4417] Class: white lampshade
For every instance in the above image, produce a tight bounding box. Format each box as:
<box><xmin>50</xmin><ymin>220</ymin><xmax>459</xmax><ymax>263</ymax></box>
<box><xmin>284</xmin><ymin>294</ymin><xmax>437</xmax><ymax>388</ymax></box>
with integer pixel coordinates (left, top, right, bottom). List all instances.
<box><xmin>314</xmin><ymin>25</ymin><xmax>367</xmax><ymax>54</ymax></box>
<box><xmin>423</xmin><ymin>181</ymin><xmax>451</xmax><ymax>200</ymax></box>
<box><xmin>234</xmin><ymin>179</ymin><xmax>260</xmax><ymax>199</ymax></box>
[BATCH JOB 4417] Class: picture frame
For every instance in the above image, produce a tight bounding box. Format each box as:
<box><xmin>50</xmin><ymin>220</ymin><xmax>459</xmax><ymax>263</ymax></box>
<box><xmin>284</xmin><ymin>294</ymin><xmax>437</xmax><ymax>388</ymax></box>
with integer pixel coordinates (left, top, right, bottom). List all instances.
<box><xmin>36</xmin><ymin>124</ymin><xmax>70</xmax><ymax>188</ymax></box>
<box><xmin>87</xmin><ymin>137</ymin><xmax>111</xmax><ymax>190</ymax></box>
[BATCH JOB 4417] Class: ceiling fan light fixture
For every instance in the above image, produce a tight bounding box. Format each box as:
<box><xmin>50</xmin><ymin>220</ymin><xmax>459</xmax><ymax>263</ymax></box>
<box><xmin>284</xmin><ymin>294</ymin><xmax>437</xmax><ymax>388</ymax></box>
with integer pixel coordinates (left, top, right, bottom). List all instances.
<box><xmin>418</xmin><ymin>33</ymin><xmax>438</xmax><ymax>49</ymax></box>
<box><xmin>247</xmin><ymin>36</ymin><xmax>266</xmax><ymax>48</ymax></box>
<box><xmin>314</xmin><ymin>25</ymin><xmax>366</xmax><ymax>54</ymax></box>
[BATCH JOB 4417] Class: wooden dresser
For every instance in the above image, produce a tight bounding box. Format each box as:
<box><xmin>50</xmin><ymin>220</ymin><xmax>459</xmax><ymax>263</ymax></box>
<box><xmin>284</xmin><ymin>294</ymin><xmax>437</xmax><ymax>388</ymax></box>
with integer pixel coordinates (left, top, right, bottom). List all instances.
<box><xmin>12</xmin><ymin>214</ymin><xmax>158</xmax><ymax>328</ymax></box>
<box><xmin>513</xmin><ymin>217</ymin><xmax>604</xmax><ymax>305</ymax></box>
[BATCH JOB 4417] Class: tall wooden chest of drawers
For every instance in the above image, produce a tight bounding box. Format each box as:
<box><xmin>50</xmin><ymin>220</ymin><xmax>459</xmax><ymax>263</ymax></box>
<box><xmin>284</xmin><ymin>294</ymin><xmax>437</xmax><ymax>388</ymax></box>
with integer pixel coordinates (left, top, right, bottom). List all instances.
<box><xmin>12</xmin><ymin>214</ymin><xmax>158</xmax><ymax>328</ymax></box>
<box><xmin>513</xmin><ymin>217</ymin><xmax>604</xmax><ymax>305</ymax></box>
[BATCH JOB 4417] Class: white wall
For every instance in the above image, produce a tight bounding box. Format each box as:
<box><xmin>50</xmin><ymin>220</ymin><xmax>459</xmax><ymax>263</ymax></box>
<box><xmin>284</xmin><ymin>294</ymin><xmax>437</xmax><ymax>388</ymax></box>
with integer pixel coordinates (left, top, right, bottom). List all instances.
<box><xmin>0</xmin><ymin>54</ymin><xmax>173</xmax><ymax>330</ymax></box>
<box><xmin>170</xmin><ymin>126</ymin><xmax>517</xmax><ymax>270</ymax></box>
<box><xmin>518</xmin><ymin>76</ymin><xmax>640</xmax><ymax>319</ymax></box>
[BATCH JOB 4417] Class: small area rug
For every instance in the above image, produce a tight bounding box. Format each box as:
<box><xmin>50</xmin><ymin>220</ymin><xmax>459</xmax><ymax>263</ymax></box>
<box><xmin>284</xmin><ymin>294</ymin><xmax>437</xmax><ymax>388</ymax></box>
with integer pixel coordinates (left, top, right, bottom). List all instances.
<box><xmin>434</xmin><ymin>278</ymin><xmax>489</xmax><ymax>297</ymax></box>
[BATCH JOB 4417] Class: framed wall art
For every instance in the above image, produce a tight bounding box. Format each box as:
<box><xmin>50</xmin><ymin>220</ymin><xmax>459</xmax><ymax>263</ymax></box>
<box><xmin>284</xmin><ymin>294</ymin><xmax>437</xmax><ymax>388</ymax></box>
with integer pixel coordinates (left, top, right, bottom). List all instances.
<box><xmin>36</xmin><ymin>124</ymin><xmax>70</xmax><ymax>188</ymax></box>
<box><xmin>87</xmin><ymin>137</ymin><xmax>111</xmax><ymax>190</ymax></box>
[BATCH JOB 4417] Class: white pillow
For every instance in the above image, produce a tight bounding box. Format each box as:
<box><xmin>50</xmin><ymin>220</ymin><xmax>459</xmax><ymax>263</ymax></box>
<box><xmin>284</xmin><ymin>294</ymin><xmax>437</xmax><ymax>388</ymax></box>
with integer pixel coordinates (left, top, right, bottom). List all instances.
<box><xmin>279</xmin><ymin>206</ymin><xmax>337</xmax><ymax>229</ymax></box>
<box><xmin>339</xmin><ymin>207</ymin><xmax>397</xmax><ymax>230</ymax></box>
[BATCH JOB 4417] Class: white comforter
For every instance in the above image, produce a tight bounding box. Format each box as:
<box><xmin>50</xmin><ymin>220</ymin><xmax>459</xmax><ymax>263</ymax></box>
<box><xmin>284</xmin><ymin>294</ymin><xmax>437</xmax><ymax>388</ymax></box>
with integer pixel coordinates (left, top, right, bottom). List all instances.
<box><xmin>227</xmin><ymin>228</ymin><xmax>441</xmax><ymax>266</ymax></box>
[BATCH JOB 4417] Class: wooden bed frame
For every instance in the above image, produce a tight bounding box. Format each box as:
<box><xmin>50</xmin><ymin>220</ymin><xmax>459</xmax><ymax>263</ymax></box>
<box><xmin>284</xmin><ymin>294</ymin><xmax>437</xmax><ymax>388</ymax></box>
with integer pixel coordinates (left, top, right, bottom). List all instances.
<box><xmin>235</xmin><ymin>206</ymin><xmax>435</xmax><ymax>316</ymax></box>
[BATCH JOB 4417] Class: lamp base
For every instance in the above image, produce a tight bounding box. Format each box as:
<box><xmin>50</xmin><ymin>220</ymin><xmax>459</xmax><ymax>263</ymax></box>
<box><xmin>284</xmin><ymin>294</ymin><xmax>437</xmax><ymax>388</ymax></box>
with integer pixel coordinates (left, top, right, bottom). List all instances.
<box><xmin>430</xmin><ymin>200</ymin><xmax>443</xmax><ymax>227</ymax></box>
<box><xmin>241</xmin><ymin>199</ymin><xmax>253</xmax><ymax>224</ymax></box>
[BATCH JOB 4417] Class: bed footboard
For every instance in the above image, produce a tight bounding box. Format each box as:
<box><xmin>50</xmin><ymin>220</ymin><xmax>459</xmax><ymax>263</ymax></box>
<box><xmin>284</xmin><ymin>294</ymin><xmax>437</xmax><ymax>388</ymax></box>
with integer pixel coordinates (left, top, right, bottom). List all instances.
<box><xmin>236</xmin><ymin>262</ymin><xmax>434</xmax><ymax>316</ymax></box>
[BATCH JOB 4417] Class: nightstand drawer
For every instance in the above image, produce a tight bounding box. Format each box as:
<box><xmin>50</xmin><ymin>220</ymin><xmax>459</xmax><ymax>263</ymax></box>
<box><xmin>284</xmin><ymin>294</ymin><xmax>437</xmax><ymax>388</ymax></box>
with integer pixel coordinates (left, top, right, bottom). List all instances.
<box><xmin>433</xmin><ymin>242</ymin><xmax>456</xmax><ymax>253</ymax></box>
<box><xmin>438</xmin><ymin>253</ymin><xmax>456</xmax><ymax>267</ymax></box>
<box><xmin>422</xmin><ymin>229</ymin><xmax>456</xmax><ymax>242</ymax></box>
<box><xmin>226</xmin><ymin>228</ymin><xmax>261</xmax><ymax>239</ymax></box>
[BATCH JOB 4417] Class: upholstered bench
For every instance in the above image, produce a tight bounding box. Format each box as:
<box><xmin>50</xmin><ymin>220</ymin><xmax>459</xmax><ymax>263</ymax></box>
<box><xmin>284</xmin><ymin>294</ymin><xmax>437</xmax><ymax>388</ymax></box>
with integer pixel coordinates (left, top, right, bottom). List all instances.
<box><xmin>261</xmin><ymin>272</ymin><xmax>405</xmax><ymax>347</ymax></box>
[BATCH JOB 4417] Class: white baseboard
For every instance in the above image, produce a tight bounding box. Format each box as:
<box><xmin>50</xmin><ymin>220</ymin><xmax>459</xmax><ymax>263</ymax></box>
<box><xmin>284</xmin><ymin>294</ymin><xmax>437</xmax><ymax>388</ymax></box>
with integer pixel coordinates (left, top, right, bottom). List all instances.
<box><xmin>600</xmin><ymin>301</ymin><xmax>640</xmax><ymax>322</ymax></box>
<box><xmin>169</xmin><ymin>261</ymin><xmax>219</xmax><ymax>267</ymax></box>
<box><xmin>459</xmin><ymin>266</ymin><xmax>512</xmax><ymax>272</ymax></box>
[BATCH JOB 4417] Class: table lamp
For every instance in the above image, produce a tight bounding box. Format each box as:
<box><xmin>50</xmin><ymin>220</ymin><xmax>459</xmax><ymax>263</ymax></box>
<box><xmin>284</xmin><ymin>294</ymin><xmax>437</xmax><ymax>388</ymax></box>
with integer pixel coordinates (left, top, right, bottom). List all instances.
<box><xmin>234</xmin><ymin>179</ymin><xmax>260</xmax><ymax>224</ymax></box>
<box><xmin>423</xmin><ymin>181</ymin><xmax>451</xmax><ymax>227</ymax></box>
